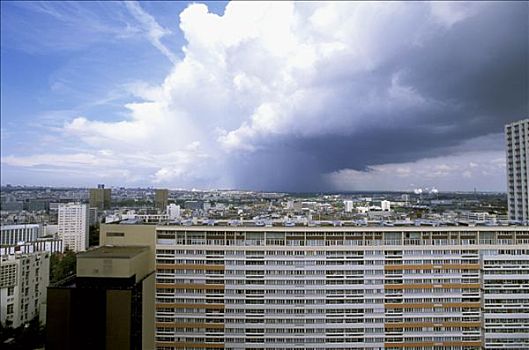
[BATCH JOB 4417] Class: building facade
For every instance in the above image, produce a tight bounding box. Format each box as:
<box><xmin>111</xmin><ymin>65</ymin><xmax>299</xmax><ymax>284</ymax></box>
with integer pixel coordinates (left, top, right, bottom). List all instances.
<box><xmin>1</xmin><ymin>224</ymin><xmax>41</xmax><ymax>245</ymax></box>
<box><xmin>89</xmin><ymin>185</ymin><xmax>112</xmax><ymax>210</ymax></box>
<box><xmin>0</xmin><ymin>238</ymin><xmax>64</xmax><ymax>255</ymax></box>
<box><xmin>505</xmin><ymin>119</ymin><xmax>529</xmax><ymax>222</ymax></box>
<box><xmin>100</xmin><ymin>224</ymin><xmax>529</xmax><ymax>350</ymax></box>
<box><xmin>0</xmin><ymin>251</ymin><xmax>50</xmax><ymax>328</ymax></box>
<box><xmin>58</xmin><ymin>203</ymin><xmax>89</xmax><ymax>252</ymax></box>
<box><xmin>155</xmin><ymin>189</ymin><xmax>169</xmax><ymax>212</ymax></box>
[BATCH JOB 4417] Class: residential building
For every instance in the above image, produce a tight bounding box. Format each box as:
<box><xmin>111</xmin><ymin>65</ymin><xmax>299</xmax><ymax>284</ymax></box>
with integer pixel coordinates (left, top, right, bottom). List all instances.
<box><xmin>343</xmin><ymin>200</ymin><xmax>354</xmax><ymax>213</ymax></box>
<box><xmin>99</xmin><ymin>223</ymin><xmax>529</xmax><ymax>350</ymax></box>
<box><xmin>58</xmin><ymin>203</ymin><xmax>89</xmax><ymax>252</ymax></box>
<box><xmin>89</xmin><ymin>184</ymin><xmax>111</xmax><ymax>210</ymax></box>
<box><xmin>46</xmin><ymin>245</ymin><xmax>155</xmax><ymax>350</ymax></box>
<box><xmin>166</xmin><ymin>204</ymin><xmax>181</xmax><ymax>220</ymax></box>
<box><xmin>155</xmin><ymin>189</ymin><xmax>169</xmax><ymax>212</ymax></box>
<box><xmin>1</xmin><ymin>224</ymin><xmax>41</xmax><ymax>245</ymax></box>
<box><xmin>381</xmin><ymin>200</ymin><xmax>391</xmax><ymax>211</ymax></box>
<box><xmin>0</xmin><ymin>251</ymin><xmax>50</xmax><ymax>328</ymax></box>
<box><xmin>505</xmin><ymin>118</ymin><xmax>529</xmax><ymax>222</ymax></box>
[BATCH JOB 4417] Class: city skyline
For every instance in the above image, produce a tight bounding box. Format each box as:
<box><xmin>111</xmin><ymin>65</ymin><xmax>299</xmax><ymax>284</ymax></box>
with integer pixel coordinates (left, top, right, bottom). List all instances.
<box><xmin>1</xmin><ymin>1</ymin><xmax>528</xmax><ymax>192</ymax></box>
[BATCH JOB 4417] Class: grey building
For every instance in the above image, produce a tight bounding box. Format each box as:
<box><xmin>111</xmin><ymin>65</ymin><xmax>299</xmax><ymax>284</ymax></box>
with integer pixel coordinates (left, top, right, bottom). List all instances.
<box><xmin>505</xmin><ymin>119</ymin><xmax>529</xmax><ymax>222</ymax></box>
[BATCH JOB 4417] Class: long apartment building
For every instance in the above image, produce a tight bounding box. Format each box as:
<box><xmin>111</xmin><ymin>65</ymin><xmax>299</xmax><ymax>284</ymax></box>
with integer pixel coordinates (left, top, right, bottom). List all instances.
<box><xmin>100</xmin><ymin>224</ymin><xmax>529</xmax><ymax>350</ymax></box>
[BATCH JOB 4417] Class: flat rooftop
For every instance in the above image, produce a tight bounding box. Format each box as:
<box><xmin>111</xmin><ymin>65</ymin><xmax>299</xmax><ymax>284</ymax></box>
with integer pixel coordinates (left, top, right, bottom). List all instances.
<box><xmin>78</xmin><ymin>245</ymin><xmax>148</xmax><ymax>259</ymax></box>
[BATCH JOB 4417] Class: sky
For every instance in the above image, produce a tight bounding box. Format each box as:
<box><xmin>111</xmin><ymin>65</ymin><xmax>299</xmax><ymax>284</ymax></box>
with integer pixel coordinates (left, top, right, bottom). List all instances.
<box><xmin>1</xmin><ymin>1</ymin><xmax>527</xmax><ymax>192</ymax></box>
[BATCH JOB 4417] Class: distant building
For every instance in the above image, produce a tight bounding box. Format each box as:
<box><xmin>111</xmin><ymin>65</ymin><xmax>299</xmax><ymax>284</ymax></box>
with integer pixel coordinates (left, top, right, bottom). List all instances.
<box><xmin>506</xmin><ymin>119</ymin><xmax>529</xmax><ymax>222</ymax></box>
<box><xmin>166</xmin><ymin>204</ymin><xmax>181</xmax><ymax>220</ymax></box>
<box><xmin>1</xmin><ymin>224</ymin><xmax>41</xmax><ymax>245</ymax></box>
<box><xmin>0</xmin><ymin>238</ymin><xmax>63</xmax><ymax>255</ymax></box>
<box><xmin>42</xmin><ymin>224</ymin><xmax>59</xmax><ymax>237</ymax></box>
<box><xmin>0</xmin><ymin>201</ymin><xmax>23</xmax><ymax>212</ymax></box>
<box><xmin>58</xmin><ymin>203</ymin><xmax>89</xmax><ymax>252</ymax></box>
<box><xmin>0</xmin><ymin>251</ymin><xmax>50</xmax><ymax>328</ymax></box>
<box><xmin>381</xmin><ymin>200</ymin><xmax>391</xmax><ymax>211</ymax></box>
<box><xmin>343</xmin><ymin>200</ymin><xmax>354</xmax><ymax>213</ymax></box>
<box><xmin>89</xmin><ymin>185</ymin><xmax>111</xmax><ymax>210</ymax></box>
<box><xmin>184</xmin><ymin>200</ymin><xmax>203</xmax><ymax>211</ymax></box>
<box><xmin>23</xmin><ymin>199</ymin><xmax>49</xmax><ymax>212</ymax></box>
<box><xmin>46</xmin><ymin>245</ymin><xmax>154</xmax><ymax>350</ymax></box>
<box><xmin>356</xmin><ymin>206</ymin><xmax>369</xmax><ymax>214</ymax></box>
<box><xmin>154</xmin><ymin>189</ymin><xmax>168</xmax><ymax>211</ymax></box>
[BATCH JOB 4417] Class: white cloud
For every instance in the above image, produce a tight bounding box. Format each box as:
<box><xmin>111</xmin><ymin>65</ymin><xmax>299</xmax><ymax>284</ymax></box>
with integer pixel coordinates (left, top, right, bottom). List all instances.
<box><xmin>124</xmin><ymin>1</ymin><xmax>178</xmax><ymax>64</ymax></box>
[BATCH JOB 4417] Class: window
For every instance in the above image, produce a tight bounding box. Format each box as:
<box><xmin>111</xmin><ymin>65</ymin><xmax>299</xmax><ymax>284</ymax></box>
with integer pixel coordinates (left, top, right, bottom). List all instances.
<box><xmin>106</xmin><ymin>232</ymin><xmax>124</xmax><ymax>237</ymax></box>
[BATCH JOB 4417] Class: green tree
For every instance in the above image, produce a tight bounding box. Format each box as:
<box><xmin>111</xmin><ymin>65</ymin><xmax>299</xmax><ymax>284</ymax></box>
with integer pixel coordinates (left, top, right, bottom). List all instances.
<box><xmin>89</xmin><ymin>224</ymin><xmax>99</xmax><ymax>247</ymax></box>
<box><xmin>49</xmin><ymin>250</ymin><xmax>77</xmax><ymax>283</ymax></box>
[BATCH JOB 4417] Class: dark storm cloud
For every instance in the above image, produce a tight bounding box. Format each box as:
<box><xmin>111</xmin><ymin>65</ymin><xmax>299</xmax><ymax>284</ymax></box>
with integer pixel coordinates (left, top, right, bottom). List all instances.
<box><xmin>231</xmin><ymin>2</ymin><xmax>528</xmax><ymax>191</ymax></box>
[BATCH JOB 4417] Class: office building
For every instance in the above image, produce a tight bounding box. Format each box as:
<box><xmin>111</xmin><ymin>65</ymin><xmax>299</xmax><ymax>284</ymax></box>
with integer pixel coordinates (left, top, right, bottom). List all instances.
<box><xmin>89</xmin><ymin>184</ymin><xmax>111</xmax><ymax>210</ymax></box>
<box><xmin>1</xmin><ymin>224</ymin><xmax>41</xmax><ymax>245</ymax></box>
<box><xmin>46</xmin><ymin>245</ymin><xmax>155</xmax><ymax>350</ymax></box>
<box><xmin>505</xmin><ymin>119</ymin><xmax>529</xmax><ymax>222</ymax></box>
<box><xmin>100</xmin><ymin>223</ymin><xmax>529</xmax><ymax>350</ymax></box>
<box><xmin>0</xmin><ymin>251</ymin><xmax>50</xmax><ymax>328</ymax></box>
<box><xmin>58</xmin><ymin>203</ymin><xmax>89</xmax><ymax>252</ymax></box>
<box><xmin>381</xmin><ymin>200</ymin><xmax>391</xmax><ymax>211</ymax></box>
<box><xmin>155</xmin><ymin>189</ymin><xmax>169</xmax><ymax>212</ymax></box>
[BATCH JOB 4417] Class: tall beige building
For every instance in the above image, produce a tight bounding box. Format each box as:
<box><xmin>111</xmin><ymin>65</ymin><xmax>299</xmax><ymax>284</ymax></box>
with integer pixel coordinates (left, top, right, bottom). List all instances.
<box><xmin>506</xmin><ymin>119</ymin><xmax>529</xmax><ymax>222</ymax></box>
<box><xmin>100</xmin><ymin>223</ymin><xmax>529</xmax><ymax>350</ymax></box>
<box><xmin>155</xmin><ymin>189</ymin><xmax>169</xmax><ymax>211</ymax></box>
<box><xmin>89</xmin><ymin>184</ymin><xmax>111</xmax><ymax>210</ymax></box>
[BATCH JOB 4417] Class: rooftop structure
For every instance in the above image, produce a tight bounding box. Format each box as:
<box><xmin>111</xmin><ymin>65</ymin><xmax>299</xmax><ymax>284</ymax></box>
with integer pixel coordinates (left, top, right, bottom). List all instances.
<box><xmin>46</xmin><ymin>245</ymin><xmax>154</xmax><ymax>350</ymax></box>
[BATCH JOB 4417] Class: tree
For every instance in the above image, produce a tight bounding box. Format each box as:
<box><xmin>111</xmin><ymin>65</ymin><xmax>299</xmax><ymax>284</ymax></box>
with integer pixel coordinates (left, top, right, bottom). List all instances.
<box><xmin>49</xmin><ymin>250</ymin><xmax>77</xmax><ymax>283</ymax></box>
<box><xmin>89</xmin><ymin>224</ymin><xmax>99</xmax><ymax>247</ymax></box>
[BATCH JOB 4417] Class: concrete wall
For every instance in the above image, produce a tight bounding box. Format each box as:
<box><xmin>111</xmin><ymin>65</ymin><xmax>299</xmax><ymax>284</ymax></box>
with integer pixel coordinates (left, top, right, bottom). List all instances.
<box><xmin>142</xmin><ymin>273</ymin><xmax>155</xmax><ymax>350</ymax></box>
<box><xmin>100</xmin><ymin>224</ymin><xmax>156</xmax><ymax>272</ymax></box>
<box><xmin>106</xmin><ymin>290</ymin><xmax>131</xmax><ymax>350</ymax></box>
<box><xmin>76</xmin><ymin>249</ymin><xmax>150</xmax><ymax>282</ymax></box>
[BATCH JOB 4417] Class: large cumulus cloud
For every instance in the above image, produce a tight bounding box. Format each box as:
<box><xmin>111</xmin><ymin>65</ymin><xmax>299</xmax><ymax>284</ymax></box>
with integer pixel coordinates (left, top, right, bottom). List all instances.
<box><xmin>4</xmin><ymin>1</ymin><xmax>528</xmax><ymax>191</ymax></box>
